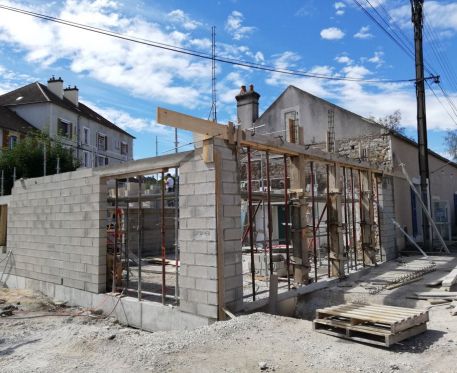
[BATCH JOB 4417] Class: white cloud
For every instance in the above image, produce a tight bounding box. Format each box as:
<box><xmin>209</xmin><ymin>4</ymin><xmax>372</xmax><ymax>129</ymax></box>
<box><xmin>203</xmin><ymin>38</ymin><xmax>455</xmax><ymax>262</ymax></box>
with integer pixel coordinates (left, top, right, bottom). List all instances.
<box><xmin>263</xmin><ymin>51</ymin><xmax>457</xmax><ymax>132</ymax></box>
<box><xmin>85</xmin><ymin>100</ymin><xmax>169</xmax><ymax>135</ymax></box>
<box><xmin>225</xmin><ymin>10</ymin><xmax>255</xmax><ymax>40</ymax></box>
<box><xmin>167</xmin><ymin>9</ymin><xmax>201</xmax><ymax>31</ymax></box>
<box><xmin>335</xmin><ymin>2</ymin><xmax>346</xmax><ymax>16</ymax></box>
<box><xmin>368</xmin><ymin>51</ymin><xmax>385</xmax><ymax>67</ymax></box>
<box><xmin>354</xmin><ymin>26</ymin><xmax>373</xmax><ymax>39</ymax></box>
<box><xmin>320</xmin><ymin>27</ymin><xmax>345</xmax><ymax>40</ymax></box>
<box><xmin>390</xmin><ymin>1</ymin><xmax>457</xmax><ymax>37</ymax></box>
<box><xmin>0</xmin><ymin>0</ymin><xmax>213</xmax><ymax>109</ymax></box>
<box><xmin>254</xmin><ymin>51</ymin><xmax>265</xmax><ymax>63</ymax></box>
<box><xmin>335</xmin><ymin>55</ymin><xmax>353</xmax><ymax>64</ymax></box>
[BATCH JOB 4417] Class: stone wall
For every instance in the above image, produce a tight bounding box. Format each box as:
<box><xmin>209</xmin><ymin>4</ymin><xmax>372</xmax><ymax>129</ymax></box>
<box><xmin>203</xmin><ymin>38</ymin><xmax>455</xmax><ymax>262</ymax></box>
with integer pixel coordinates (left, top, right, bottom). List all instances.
<box><xmin>6</xmin><ymin>168</ymin><xmax>106</xmax><ymax>293</ymax></box>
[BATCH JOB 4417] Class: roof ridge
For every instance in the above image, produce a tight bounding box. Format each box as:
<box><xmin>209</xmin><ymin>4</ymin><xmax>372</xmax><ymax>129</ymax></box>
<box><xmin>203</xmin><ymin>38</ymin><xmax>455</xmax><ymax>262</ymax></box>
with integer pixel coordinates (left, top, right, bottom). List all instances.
<box><xmin>36</xmin><ymin>82</ymin><xmax>50</xmax><ymax>102</ymax></box>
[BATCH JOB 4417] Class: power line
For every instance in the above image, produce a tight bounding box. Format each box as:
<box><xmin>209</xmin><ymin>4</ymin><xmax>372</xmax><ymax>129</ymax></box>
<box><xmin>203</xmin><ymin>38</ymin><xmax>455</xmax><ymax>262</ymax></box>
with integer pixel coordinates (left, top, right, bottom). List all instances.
<box><xmin>0</xmin><ymin>4</ymin><xmax>421</xmax><ymax>84</ymax></box>
<box><xmin>355</xmin><ymin>0</ymin><xmax>457</xmax><ymax>129</ymax></box>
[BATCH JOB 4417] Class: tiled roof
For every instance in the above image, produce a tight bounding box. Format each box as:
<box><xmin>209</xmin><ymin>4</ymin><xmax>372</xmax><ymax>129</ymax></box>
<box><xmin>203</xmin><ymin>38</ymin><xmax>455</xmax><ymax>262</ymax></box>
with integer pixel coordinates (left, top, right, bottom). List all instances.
<box><xmin>0</xmin><ymin>106</ymin><xmax>36</xmax><ymax>133</ymax></box>
<box><xmin>0</xmin><ymin>82</ymin><xmax>135</xmax><ymax>138</ymax></box>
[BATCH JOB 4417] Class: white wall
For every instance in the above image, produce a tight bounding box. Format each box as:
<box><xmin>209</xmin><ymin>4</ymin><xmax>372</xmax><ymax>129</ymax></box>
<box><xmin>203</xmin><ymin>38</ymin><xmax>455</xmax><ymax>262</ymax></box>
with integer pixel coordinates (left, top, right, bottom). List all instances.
<box><xmin>10</xmin><ymin>102</ymin><xmax>134</xmax><ymax>167</ymax></box>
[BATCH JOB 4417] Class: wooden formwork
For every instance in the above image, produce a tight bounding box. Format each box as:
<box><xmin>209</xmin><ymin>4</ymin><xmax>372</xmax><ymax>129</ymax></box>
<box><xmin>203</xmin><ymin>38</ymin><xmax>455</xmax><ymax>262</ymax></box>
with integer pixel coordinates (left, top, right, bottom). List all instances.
<box><xmin>313</xmin><ymin>303</ymin><xmax>429</xmax><ymax>347</ymax></box>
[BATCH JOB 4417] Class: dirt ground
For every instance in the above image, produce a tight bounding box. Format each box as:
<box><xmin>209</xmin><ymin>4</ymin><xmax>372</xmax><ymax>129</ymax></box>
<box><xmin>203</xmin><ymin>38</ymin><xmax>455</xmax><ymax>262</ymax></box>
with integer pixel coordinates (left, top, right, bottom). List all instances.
<box><xmin>1</xmin><ymin>258</ymin><xmax>457</xmax><ymax>373</ymax></box>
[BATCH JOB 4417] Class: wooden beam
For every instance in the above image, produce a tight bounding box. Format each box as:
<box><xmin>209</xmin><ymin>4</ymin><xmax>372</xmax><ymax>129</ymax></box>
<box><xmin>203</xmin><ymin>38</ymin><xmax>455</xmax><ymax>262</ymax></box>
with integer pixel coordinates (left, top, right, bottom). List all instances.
<box><xmin>157</xmin><ymin>107</ymin><xmax>388</xmax><ymax>173</ymax></box>
<box><xmin>157</xmin><ymin>107</ymin><xmax>229</xmax><ymax>140</ymax></box>
<box><xmin>328</xmin><ymin>164</ymin><xmax>345</xmax><ymax>278</ymax></box>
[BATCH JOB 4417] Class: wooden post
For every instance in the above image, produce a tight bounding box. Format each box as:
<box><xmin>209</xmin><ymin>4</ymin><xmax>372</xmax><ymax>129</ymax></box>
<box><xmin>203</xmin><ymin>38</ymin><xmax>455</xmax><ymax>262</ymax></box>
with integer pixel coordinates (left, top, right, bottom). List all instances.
<box><xmin>360</xmin><ymin>170</ymin><xmax>376</xmax><ymax>265</ymax></box>
<box><xmin>328</xmin><ymin>164</ymin><xmax>345</xmax><ymax>277</ymax></box>
<box><xmin>289</xmin><ymin>154</ymin><xmax>310</xmax><ymax>284</ymax></box>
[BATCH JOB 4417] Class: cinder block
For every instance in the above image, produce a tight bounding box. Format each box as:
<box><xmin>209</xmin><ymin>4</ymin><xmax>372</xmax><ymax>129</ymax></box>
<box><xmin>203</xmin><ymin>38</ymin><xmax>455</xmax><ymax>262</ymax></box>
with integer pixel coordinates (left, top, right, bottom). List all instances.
<box><xmin>196</xmin><ymin>303</ymin><xmax>217</xmax><ymax>319</ymax></box>
<box><xmin>195</xmin><ymin>278</ymin><xmax>217</xmax><ymax>292</ymax></box>
<box><xmin>195</xmin><ymin>253</ymin><xmax>217</xmax><ymax>267</ymax></box>
<box><xmin>188</xmin><ymin>289</ymin><xmax>208</xmax><ymax>304</ymax></box>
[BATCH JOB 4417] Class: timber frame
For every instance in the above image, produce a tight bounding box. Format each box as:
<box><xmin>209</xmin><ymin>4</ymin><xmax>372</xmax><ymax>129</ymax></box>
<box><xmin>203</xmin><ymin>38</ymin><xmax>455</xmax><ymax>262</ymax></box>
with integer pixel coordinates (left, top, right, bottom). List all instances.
<box><xmin>157</xmin><ymin>107</ymin><xmax>386</xmax><ymax>293</ymax></box>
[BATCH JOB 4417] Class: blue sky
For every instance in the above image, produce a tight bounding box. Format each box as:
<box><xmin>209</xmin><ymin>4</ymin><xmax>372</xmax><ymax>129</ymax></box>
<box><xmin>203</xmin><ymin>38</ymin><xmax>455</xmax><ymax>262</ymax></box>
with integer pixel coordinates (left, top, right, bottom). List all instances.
<box><xmin>0</xmin><ymin>0</ymin><xmax>457</xmax><ymax>159</ymax></box>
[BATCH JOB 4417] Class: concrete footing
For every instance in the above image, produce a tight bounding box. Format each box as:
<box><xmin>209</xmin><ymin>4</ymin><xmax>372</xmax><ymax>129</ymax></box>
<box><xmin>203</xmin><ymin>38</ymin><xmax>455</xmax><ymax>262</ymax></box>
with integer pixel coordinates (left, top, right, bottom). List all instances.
<box><xmin>2</xmin><ymin>274</ymin><xmax>211</xmax><ymax>331</ymax></box>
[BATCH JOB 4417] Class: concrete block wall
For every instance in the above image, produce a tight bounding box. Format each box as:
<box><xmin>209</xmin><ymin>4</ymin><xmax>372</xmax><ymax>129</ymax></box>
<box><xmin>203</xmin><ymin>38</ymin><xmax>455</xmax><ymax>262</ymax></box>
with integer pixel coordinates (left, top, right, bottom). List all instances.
<box><xmin>379</xmin><ymin>175</ymin><xmax>396</xmax><ymax>260</ymax></box>
<box><xmin>214</xmin><ymin>139</ymin><xmax>243</xmax><ymax>313</ymax></box>
<box><xmin>7</xmin><ymin>169</ymin><xmax>106</xmax><ymax>293</ymax></box>
<box><xmin>178</xmin><ymin>138</ymin><xmax>243</xmax><ymax>320</ymax></box>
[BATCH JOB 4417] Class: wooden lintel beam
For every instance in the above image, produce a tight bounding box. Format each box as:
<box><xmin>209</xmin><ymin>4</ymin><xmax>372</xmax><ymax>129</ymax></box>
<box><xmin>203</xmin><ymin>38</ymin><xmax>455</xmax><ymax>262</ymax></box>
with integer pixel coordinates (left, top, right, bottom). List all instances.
<box><xmin>156</xmin><ymin>107</ymin><xmax>386</xmax><ymax>173</ymax></box>
<box><xmin>157</xmin><ymin>107</ymin><xmax>229</xmax><ymax>140</ymax></box>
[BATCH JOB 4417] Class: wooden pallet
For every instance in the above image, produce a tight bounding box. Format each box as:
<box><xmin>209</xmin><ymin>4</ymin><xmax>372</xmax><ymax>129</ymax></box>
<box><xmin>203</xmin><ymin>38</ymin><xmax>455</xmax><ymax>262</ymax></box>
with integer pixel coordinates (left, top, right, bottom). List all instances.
<box><xmin>313</xmin><ymin>303</ymin><xmax>428</xmax><ymax>347</ymax></box>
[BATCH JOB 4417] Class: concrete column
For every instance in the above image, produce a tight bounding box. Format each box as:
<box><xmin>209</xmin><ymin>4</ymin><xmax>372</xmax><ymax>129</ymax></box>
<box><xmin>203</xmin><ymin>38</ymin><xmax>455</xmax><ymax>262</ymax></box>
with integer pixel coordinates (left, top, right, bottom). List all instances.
<box><xmin>289</xmin><ymin>154</ymin><xmax>310</xmax><ymax>284</ymax></box>
<box><xmin>328</xmin><ymin>164</ymin><xmax>345</xmax><ymax>277</ymax></box>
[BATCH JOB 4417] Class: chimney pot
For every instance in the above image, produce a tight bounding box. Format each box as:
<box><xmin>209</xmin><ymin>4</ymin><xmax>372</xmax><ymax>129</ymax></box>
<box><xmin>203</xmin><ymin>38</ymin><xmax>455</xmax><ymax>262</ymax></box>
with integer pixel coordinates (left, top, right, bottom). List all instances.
<box><xmin>47</xmin><ymin>76</ymin><xmax>64</xmax><ymax>99</ymax></box>
<box><xmin>235</xmin><ymin>83</ymin><xmax>260</xmax><ymax>131</ymax></box>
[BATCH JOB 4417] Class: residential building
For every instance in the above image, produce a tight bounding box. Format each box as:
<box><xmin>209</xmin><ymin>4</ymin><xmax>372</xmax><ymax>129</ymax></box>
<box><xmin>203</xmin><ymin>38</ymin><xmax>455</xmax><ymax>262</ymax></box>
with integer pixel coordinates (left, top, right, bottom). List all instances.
<box><xmin>236</xmin><ymin>84</ymin><xmax>457</xmax><ymax>248</ymax></box>
<box><xmin>0</xmin><ymin>106</ymin><xmax>36</xmax><ymax>149</ymax></box>
<box><xmin>0</xmin><ymin>76</ymin><xmax>134</xmax><ymax>167</ymax></box>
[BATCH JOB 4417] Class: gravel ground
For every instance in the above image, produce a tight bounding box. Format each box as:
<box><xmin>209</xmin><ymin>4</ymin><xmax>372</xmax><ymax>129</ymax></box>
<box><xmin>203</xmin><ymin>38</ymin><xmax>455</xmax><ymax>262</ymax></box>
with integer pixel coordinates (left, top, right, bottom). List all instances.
<box><xmin>1</xmin><ymin>287</ymin><xmax>457</xmax><ymax>373</ymax></box>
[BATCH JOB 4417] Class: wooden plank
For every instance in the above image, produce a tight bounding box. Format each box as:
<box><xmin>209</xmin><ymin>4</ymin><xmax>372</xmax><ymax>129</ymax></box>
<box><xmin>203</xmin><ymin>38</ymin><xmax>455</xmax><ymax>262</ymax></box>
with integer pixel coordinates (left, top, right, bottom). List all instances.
<box><xmin>332</xmin><ymin>303</ymin><xmax>427</xmax><ymax>314</ymax></box>
<box><xmin>415</xmin><ymin>291</ymin><xmax>457</xmax><ymax>298</ymax></box>
<box><xmin>441</xmin><ymin>268</ymin><xmax>457</xmax><ymax>290</ymax></box>
<box><xmin>330</xmin><ymin>304</ymin><xmax>426</xmax><ymax>318</ymax></box>
<box><xmin>386</xmin><ymin>323</ymin><xmax>427</xmax><ymax>346</ymax></box>
<box><xmin>316</xmin><ymin>303</ymin><xmax>429</xmax><ymax>333</ymax></box>
<box><xmin>314</xmin><ymin>319</ymin><xmax>428</xmax><ymax>347</ymax></box>
<box><xmin>157</xmin><ymin>107</ymin><xmax>229</xmax><ymax>140</ymax></box>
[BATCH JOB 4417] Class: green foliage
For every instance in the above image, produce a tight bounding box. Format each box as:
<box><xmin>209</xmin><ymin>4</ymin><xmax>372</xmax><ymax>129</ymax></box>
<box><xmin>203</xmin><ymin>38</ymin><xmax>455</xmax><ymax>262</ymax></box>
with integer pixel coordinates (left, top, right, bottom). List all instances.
<box><xmin>0</xmin><ymin>130</ymin><xmax>79</xmax><ymax>194</ymax></box>
<box><xmin>445</xmin><ymin>130</ymin><xmax>457</xmax><ymax>161</ymax></box>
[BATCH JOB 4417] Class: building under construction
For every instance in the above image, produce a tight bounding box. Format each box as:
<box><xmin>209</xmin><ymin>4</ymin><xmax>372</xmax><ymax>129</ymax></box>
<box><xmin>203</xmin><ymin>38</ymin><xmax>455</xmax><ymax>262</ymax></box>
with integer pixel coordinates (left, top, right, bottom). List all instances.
<box><xmin>0</xmin><ymin>85</ymin><xmax>455</xmax><ymax>330</ymax></box>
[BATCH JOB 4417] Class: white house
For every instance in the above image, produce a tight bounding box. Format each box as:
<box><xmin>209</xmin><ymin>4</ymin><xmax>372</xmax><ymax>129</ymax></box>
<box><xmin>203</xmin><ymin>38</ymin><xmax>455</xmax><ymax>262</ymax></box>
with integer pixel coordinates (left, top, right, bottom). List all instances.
<box><xmin>0</xmin><ymin>76</ymin><xmax>134</xmax><ymax>167</ymax></box>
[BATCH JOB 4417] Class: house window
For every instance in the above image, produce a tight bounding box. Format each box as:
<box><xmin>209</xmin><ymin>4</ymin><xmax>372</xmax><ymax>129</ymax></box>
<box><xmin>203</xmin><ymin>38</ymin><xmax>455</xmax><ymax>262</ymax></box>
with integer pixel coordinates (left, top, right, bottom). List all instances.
<box><xmin>96</xmin><ymin>155</ymin><xmax>108</xmax><ymax>167</ymax></box>
<box><xmin>285</xmin><ymin>111</ymin><xmax>299</xmax><ymax>144</ymax></box>
<box><xmin>8</xmin><ymin>135</ymin><xmax>17</xmax><ymax>149</ymax></box>
<box><xmin>83</xmin><ymin>151</ymin><xmax>91</xmax><ymax>167</ymax></box>
<box><xmin>83</xmin><ymin>127</ymin><xmax>90</xmax><ymax>145</ymax></box>
<box><xmin>121</xmin><ymin>142</ymin><xmax>128</xmax><ymax>155</ymax></box>
<box><xmin>57</xmin><ymin>118</ymin><xmax>73</xmax><ymax>139</ymax></box>
<box><xmin>96</xmin><ymin>133</ymin><xmax>107</xmax><ymax>151</ymax></box>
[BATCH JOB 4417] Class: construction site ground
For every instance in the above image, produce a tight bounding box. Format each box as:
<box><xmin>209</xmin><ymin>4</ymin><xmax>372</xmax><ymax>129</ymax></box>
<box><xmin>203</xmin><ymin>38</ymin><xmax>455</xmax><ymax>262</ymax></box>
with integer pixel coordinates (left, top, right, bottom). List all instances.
<box><xmin>1</xmin><ymin>255</ymin><xmax>457</xmax><ymax>373</ymax></box>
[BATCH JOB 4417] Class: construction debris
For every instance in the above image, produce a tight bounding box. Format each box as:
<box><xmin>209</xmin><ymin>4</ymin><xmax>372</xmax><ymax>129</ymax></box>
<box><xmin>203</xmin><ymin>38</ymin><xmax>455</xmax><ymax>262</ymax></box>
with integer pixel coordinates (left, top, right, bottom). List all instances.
<box><xmin>366</xmin><ymin>259</ymin><xmax>436</xmax><ymax>294</ymax></box>
<box><xmin>313</xmin><ymin>303</ymin><xmax>429</xmax><ymax>347</ymax></box>
<box><xmin>441</xmin><ymin>268</ymin><xmax>457</xmax><ymax>291</ymax></box>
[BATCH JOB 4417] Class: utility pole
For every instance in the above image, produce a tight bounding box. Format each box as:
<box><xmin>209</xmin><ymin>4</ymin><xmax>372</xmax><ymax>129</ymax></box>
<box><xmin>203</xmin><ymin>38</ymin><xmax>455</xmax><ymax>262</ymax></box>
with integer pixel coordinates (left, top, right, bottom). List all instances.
<box><xmin>411</xmin><ymin>0</ymin><xmax>431</xmax><ymax>250</ymax></box>
<box><xmin>175</xmin><ymin>128</ymin><xmax>178</xmax><ymax>153</ymax></box>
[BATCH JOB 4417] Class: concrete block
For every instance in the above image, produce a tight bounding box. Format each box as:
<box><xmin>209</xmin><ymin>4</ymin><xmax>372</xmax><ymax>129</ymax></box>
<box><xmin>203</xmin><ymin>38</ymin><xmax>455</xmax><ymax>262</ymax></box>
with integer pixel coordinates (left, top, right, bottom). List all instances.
<box><xmin>195</xmin><ymin>278</ymin><xmax>217</xmax><ymax>292</ymax></box>
<box><xmin>195</xmin><ymin>253</ymin><xmax>217</xmax><ymax>267</ymax></box>
<box><xmin>188</xmin><ymin>289</ymin><xmax>208</xmax><ymax>304</ymax></box>
<box><xmin>196</xmin><ymin>303</ymin><xmax>217</xmax><ymax>319</ymax></box>
<box><xmin>179</xmin><ymin>300</ymin><xmax>197</xmax><ymax>315</ymax></box>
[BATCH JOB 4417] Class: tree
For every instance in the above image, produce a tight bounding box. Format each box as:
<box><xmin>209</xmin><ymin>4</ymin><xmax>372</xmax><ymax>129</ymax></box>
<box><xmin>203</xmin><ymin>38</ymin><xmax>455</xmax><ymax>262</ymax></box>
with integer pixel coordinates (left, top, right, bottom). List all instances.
<box><xmin>445</xmin><ymin>130</ymin><xmax>457</xmax><ymax>161</ymax></box>
<box><xmin>0</xmin><ymin>130</ymin><xmax>78</xmax><ymax>195</ymax></box>
<box><xmin>369</xmin><ymin>110</ymin><xmax>406</xmax><ymax>135</ymax></box>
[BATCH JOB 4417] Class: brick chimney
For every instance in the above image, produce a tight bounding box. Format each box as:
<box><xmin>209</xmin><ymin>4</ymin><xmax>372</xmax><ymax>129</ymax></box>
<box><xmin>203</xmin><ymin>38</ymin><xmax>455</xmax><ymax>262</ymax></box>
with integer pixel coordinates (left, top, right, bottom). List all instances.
<box><xmin>47</xmin><ymin>76</ymin><xmax>64</xmax><ymax>99</ymax></box>
<box><xmin>64</xmin><ymin>85</ymin><xmax>79</xmax><ymax>107</ymax></box>
<box><xmin>235</xmin><ymin>84</ymin><xmax>260</xmax><ymax>131</ymax></box>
